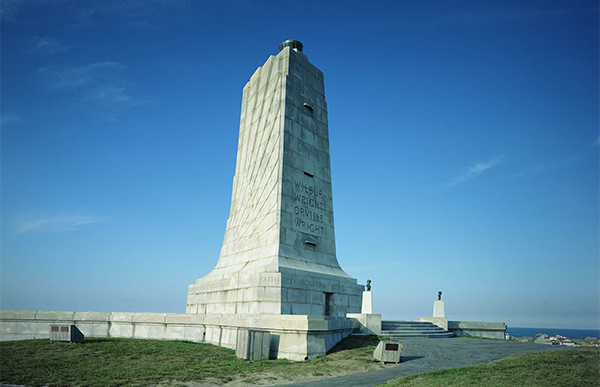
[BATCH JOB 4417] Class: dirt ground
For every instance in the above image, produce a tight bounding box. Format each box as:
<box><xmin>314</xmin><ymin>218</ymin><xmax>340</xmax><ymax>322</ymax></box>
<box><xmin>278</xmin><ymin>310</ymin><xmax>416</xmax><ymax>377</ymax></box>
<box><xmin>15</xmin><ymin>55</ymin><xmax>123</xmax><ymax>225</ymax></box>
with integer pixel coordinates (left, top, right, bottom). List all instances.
<box><xmin>150</xmin><ymin>361</ymin><xmax>397</xmax><ymax>387</ymax></box>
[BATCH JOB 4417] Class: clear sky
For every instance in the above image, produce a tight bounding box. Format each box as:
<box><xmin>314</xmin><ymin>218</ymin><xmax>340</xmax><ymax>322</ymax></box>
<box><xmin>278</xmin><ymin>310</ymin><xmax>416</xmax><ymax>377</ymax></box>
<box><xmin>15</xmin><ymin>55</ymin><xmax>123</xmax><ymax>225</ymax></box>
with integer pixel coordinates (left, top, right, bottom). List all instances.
<box><xmin>1</xmin><ymin>0</ymin><xmax>598</xmax><ymax>330</ymax></box>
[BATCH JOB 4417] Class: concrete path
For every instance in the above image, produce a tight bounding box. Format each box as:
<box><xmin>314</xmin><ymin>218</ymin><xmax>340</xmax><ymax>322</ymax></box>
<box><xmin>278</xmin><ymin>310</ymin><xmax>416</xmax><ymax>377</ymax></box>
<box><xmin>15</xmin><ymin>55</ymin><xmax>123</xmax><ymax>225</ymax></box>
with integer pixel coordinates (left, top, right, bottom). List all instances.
<box><xmin>287</xmin><ymin>337</ymin><xmax>574</xmax><ymax>387</ymax></box>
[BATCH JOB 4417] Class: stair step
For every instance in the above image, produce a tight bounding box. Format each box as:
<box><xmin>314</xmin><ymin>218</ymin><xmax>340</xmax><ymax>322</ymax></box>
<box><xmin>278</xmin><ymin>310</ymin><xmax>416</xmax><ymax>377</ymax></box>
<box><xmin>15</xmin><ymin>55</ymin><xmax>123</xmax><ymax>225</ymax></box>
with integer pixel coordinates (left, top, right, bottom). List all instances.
<box><xmin>382</xmin><ymin>321</ymin><xmax>440</xmax><ymax>326</ymax></box>
<box><xmin>381</xmin><ymin>332</ymin><xmax>454</xmax><ymax>339</ymax></box>
<box><xmin>380</xmin><ymin>320</ymin><xmax>454</xmax><ymax>339</ymax></box>
<box><xmin>383</xmin><ymin>327</ymin><xmax>439</xmax><ymax>330</ymax></box>
<box><xmin>384</xmin><ymin>325</ymin><xmax>445</xmax><ymax>328</ymax></box>
<box><xmin>383</xmin><ymin>330</ymin><xmax>446</xmax><ymax>334</ymax></box>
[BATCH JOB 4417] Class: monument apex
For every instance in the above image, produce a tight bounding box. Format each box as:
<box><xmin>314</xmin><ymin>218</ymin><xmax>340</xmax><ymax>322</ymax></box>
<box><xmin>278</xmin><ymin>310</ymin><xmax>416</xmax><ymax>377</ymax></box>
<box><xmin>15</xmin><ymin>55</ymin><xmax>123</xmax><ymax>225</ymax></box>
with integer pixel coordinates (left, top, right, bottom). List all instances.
<box><xmin>186</xmin><ymin>41</ymin><xmax>362</xmax><ymax>317</ymax></box>
<box><xmin>279</xmin><ymin>39</ymin><xmax>303</xmax><ymax>52</ymax></box>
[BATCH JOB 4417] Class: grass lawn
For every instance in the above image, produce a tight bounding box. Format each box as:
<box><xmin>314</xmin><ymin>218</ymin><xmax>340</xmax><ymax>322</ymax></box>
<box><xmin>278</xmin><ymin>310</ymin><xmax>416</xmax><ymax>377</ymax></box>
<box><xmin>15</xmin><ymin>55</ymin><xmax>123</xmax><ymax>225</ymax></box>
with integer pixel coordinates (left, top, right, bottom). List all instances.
<box><xmin>382</xmin><ymin>346</ymin><xmax>600</xmax><ymax>387</ymax></box>
<box><xmin>3</xmin><ymin>336</ymin><xmax>598</xmax><ymax>387</ymax></box>
<box><xmin>0</xmin><ymin>335</ymin><xmax>385</xmax><ymax>387</ymax></box>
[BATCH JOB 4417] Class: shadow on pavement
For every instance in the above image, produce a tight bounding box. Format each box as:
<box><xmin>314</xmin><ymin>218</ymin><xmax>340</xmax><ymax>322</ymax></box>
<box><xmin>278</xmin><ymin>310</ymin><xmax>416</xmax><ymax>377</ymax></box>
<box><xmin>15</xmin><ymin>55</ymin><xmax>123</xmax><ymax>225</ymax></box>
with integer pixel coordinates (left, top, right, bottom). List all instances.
<box><xmin>399</xmin><ymin>356</ymin><xmax>425</xmax><ymax>362</ymax></box>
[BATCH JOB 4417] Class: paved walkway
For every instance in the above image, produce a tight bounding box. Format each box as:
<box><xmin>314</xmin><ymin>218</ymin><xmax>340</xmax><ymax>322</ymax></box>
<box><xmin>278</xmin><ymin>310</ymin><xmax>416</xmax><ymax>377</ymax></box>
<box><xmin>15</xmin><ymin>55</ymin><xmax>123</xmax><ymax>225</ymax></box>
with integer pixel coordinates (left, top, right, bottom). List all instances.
<box><xmin>287</xmin><ymin>337</ymin><xmax>574</xmax><ymax>387</ymax></box>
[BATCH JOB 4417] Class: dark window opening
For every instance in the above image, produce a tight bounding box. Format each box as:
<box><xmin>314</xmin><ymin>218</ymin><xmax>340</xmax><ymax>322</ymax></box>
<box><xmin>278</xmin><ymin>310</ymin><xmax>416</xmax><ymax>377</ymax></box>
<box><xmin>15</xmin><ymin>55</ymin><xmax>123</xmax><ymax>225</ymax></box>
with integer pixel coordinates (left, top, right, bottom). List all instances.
<box><xmin>324</xmin><ymin>292</ymin><xmax>333</xmax><ymax>316</ymax></box>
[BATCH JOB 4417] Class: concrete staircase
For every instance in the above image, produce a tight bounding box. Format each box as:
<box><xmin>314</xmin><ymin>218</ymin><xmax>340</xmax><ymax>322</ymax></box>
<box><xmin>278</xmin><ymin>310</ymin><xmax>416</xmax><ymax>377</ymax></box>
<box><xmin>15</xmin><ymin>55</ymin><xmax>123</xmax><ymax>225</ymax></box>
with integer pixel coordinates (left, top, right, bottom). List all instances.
<box><xmin>381</xmin><ymin>320</ymin><xmax>454</xmax><ymax>339</ymax></box>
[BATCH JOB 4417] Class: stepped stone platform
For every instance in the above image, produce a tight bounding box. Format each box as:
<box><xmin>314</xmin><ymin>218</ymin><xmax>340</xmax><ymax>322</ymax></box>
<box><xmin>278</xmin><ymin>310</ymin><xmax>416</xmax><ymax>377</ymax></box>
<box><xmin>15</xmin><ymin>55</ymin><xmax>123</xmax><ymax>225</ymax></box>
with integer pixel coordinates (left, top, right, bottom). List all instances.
<box><xmin>380</xmin><ymin>320</ymin><xmax>454</xmax><ymax>339</ymax></box>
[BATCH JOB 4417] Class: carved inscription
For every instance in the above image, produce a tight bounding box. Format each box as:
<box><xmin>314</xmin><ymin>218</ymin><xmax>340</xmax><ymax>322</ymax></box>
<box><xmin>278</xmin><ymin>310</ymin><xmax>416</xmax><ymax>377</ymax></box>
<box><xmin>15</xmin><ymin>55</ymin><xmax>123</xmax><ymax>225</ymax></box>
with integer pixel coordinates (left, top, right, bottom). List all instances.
<box><xmin>292</xmin><ymin>178</ymin><xmax>326</xmax><ymax>236</ymax></box>
<box><xmin>260</xmin><ymin>276</ymin><xmax>281</xmax><ymax>284</ymax></box>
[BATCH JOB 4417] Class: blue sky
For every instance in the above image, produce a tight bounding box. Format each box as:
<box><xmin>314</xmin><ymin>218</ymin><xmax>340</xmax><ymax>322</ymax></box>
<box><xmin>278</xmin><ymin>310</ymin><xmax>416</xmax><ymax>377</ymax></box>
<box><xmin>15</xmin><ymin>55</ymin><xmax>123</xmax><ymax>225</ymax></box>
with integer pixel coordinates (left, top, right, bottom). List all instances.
<box><xmin>1</xmin><ymin>0</ymin><xmax>598</xmax><ymax>329</ymax></box>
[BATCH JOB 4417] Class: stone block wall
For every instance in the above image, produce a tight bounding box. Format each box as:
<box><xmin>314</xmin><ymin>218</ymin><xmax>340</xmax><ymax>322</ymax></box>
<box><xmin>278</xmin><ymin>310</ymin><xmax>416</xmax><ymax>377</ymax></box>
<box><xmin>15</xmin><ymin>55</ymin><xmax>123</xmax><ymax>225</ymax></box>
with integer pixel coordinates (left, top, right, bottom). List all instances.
<box><xmin>347</xmin><ymin>313</ymin><xmax>382</xmax><ymax>335</ymax></box>
<box><xmin>448</xmin><ymin>321</ymin><xmax>507</xmax><ymax>339</ymax></box>
<box><xmin>0</xmin><ymin>310</ymin><xmax>358</xmax><ymax>360</ymax></box>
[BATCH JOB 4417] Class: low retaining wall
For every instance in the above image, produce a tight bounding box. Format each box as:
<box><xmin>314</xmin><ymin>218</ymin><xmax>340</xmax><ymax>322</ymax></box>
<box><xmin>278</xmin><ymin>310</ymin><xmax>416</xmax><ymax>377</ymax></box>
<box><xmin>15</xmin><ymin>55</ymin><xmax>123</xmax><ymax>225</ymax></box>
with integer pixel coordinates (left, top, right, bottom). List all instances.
<box><xmin>347</xmin><ymin>313</ymin><xmax>381</xmax><ymax>335</ymax></box>
<box><xmin>0</xmin><ymin>310</ymin><xmax>358</xmax><ymax>361</ymax></box>
<box><xmin>448</xmin><ymin>321</ymin><xmax>507</xmax><ymax>339</ymax></box>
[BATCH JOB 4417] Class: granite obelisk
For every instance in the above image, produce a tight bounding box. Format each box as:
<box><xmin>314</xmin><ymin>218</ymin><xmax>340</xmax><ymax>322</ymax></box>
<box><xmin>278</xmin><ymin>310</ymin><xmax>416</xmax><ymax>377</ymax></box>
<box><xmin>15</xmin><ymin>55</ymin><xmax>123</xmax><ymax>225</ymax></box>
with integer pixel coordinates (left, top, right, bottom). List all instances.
<box><xmin>187</xmin><ymin>40</ymin><xmax>362</xmax><ymax>317</ymax></box>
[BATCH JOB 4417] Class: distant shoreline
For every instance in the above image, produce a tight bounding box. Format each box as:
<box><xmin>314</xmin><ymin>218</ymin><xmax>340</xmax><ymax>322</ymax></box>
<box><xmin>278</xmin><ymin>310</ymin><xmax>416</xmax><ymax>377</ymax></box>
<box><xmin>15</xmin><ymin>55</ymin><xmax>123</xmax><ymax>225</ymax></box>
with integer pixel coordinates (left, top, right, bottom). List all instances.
<box><xmin>507</xmin><ymin>327</ymin><xmax>600</xmax><ymax>339</ymax></box>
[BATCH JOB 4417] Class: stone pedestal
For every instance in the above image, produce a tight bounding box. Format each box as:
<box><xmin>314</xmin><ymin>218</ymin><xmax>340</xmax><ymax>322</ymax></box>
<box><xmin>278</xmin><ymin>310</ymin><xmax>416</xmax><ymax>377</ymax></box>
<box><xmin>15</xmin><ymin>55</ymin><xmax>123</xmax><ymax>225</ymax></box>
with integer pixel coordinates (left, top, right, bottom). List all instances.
<box><xmin>420</xmin><ymin>299</ymin><xmax>448</xmax><ymax>330</ymax></box>
<box><xmin>361</xmin><ymin>291</ymin><xmax>373</xmax><ymax>314</ymax></box>
<box><xmin>433</xmin><ymin>300</ymin><xmax>445</xmax><ymax>317</ymax></box>
<box><xmin>347</xmin><ymin>289</ymin><xmax>380</xmax><ymax>335</ymax></box>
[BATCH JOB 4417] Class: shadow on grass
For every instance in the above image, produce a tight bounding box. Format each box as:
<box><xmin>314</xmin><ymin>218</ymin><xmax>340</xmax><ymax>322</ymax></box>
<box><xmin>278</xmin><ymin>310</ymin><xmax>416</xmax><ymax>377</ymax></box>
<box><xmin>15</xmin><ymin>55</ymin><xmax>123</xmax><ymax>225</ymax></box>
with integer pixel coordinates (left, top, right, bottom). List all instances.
<box><xmin>327</xmin><ymin>335</ymin><xmax>381</xmax><ymax>355</ymax></box>
<box><xmin>77</xmin><ymin>338</ymin><xmax>117</xmax><ymax>344</ymax></box>
<box><xmin>59</xmin><ymin>337</ymin><xmax>159</xmax><ymax>345</ymax></box>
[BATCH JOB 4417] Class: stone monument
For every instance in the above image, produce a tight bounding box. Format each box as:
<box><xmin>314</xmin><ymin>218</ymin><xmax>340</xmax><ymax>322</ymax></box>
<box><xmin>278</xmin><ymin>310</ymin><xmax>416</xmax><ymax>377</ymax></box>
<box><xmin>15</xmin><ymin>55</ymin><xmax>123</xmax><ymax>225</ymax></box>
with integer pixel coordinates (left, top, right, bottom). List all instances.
<box><xmin>361</xmin><ymin>279</ymin><xmax>373</xmax><ymax>314</ymax></box>
<box><xmin>0</xmin><ymin>41</ymin><xmax>508</xmax><ymax>352</ymax></box>
<box><xmin>187</xmin><ymin>40</ymin><xmax>362</xmax><ymax>319</ymax></box>
<box><xmin>420</xmin><ymin>290</ymin><xmax>448</xmax><ymax>330</ymax></box>
<box><xmin>348</xmin><ymin>278</ymin><xmax>381</xmax><ymax>335</ymax></box>
<box><xmin>434</xmin><ymin>291</ymin><xmax>445</xmax><ymax>317</ymax></box>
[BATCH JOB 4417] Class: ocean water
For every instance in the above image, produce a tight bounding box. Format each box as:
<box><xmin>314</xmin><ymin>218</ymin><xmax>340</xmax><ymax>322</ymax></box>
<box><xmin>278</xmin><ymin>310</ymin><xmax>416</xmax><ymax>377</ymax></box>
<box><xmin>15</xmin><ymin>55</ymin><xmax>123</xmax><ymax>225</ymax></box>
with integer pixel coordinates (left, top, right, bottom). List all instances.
<box><xmin>507</xmin><ymin>327</ymin><xmax>600</xmax><ymax>339</ymax></box>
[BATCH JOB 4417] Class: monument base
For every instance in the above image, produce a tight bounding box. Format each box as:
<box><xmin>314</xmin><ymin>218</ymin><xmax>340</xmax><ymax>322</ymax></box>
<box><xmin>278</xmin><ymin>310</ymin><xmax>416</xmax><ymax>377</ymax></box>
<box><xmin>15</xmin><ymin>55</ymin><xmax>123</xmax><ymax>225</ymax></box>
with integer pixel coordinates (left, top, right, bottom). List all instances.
<box><xmin>433</xmin><ymin>300</ymin><xmax>445</xmax><ymax>317</ymax></box>
<box><xmin>361</xmin><ymin>291</ymin><xmax>373</xmax><ymax>314</ymax></box>
<box><xmin>187</xmin><ymin>267</ymin><xmax>362</xmax><ymax>317</ymax></box>
<box><xmin>419</xmin><ymin>316</ymin><xmax>448</xmax><ymax>331</ymax></box>
<box><xmin>0</xmin><ymin>310</ymin><xmax>358</xmax><ymax>360</ymax></box>
<box><xmin>347</xmin><ymin>313</ymin><xmax>381</xmax><ymax>335</ymax></box>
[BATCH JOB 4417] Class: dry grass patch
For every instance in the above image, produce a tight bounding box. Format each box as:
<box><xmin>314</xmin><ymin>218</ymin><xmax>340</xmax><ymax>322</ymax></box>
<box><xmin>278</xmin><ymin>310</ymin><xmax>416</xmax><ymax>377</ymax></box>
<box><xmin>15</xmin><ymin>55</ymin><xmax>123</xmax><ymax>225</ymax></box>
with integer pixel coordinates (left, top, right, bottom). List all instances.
<box><xmin>0</xmin><ymin>335</ymin><xmax>391</xmax><ymax>387</ymax></box>
<box><xmin>382</xmin><ymin>346</ymin><xmax>600</xmax><ymax>387</ymax></box>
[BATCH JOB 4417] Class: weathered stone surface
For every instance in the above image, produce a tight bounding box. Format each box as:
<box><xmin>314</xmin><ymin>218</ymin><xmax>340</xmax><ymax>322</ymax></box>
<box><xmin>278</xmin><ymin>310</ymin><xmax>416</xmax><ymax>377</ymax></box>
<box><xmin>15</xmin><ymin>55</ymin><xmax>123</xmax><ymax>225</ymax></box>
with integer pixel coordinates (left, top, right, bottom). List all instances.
<box><xmin>165</xmin><ymin>313</ymin><xmax>204</xmax><ymax>325</ymax></box>
<box><xmin>186</xmin><ymin>43</ymin><xmax>361</xmax><ymax>317</ymax></box>
<box><xmin>109</xmin><ymin>322</ymin><xmax>134</xmax><ymax>338</ymax></box>
<box><xmin>373</xmin><ymin>341</ymin><xmax>404</xmax><ymax>363</ymax></box>
<box><xmin>0</xmin><ymin>310</ymin><xmax>36</xmax><ymax>320</ymax></box>
<box><xmin>111</xmin><ymin>312</ymin><xmax>134</xmax><ymax>322</ymax></box>
<box><xmin>76</xmin><ymin>322</ymin><xmax>110</xmax><ymax>337</ymax></box>
<box><xmin>183</xmin><ymin>326</ymin><xmax>205</xmax><ymax>342</ymax></box>
<box><xmin>74</xmin><ymin>311</ymin><xmax>110</xmax><ymax>321</ymax></box>
<box><xmin>361</xmin><ymin>291</ymin><xmax>373</xmax><ymax>314</ymax></box>
<box><xmin>35</xmin><ymin>311</ymin><xmax>75</xmax><ymax>321</ymax></box>
<box><xmin>348</xmin><ymin>313</ymin><xmax>382</xmax><ymax>335</ymax></box>
<box><xmin>0</xmin><ymin>309</ymin><xmax>357</xmax><ymax>359</ymax></box>
<box><xmin>132</xmin><ymin>313</ymin><xmax>166</xmax><ymax>324</ymax></box>
<box><xmin>447</xmin><ymin>321</ymin><xmax>507</xmax><ymax>339</ymax></box>
<box><xmin>419</xmin><ymin>316</ymin><xmax>449</xmax><ymax>331</ymax></box>
<box><xmin>433</xmin><ymin>300</ymin><xmax>445</xmax><ymax>317</ymax></box>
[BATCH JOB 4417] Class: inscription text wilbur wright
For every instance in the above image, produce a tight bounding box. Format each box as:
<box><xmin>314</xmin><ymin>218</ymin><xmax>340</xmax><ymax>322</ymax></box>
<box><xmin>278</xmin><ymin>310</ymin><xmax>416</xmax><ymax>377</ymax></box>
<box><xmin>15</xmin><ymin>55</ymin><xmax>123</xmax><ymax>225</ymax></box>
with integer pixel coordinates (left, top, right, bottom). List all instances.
<box><xmin>292</xmin><ymin>177</ymin><xmax>325</xmax><ymax>236</ymax></box>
